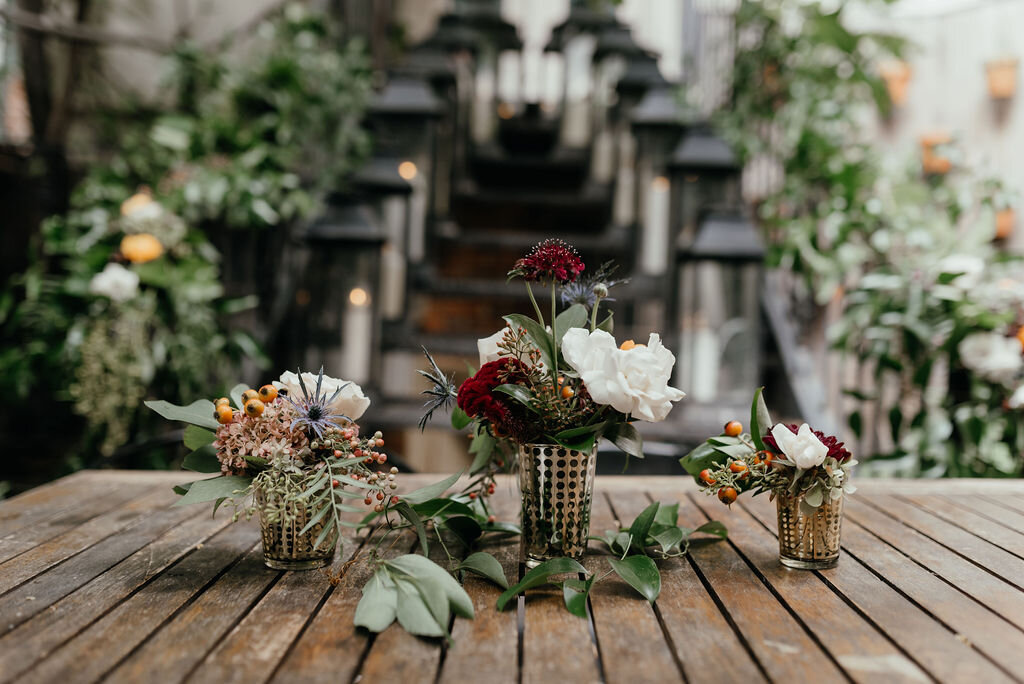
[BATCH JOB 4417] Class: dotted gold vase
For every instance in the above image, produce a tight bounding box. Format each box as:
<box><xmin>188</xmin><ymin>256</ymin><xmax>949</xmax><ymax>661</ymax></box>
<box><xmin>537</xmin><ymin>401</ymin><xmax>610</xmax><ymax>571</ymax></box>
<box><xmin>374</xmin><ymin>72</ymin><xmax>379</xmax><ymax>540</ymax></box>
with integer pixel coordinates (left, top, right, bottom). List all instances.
<box><xmin>518</xmin><ymin>443</ymin><xmax>598</xmax><ymax>568</ymax></box>
<box><xmin>254</xmin><ymin>485</ymin><xmax>337</xmax><ymax>571</ymax></box>
<box><xmin>775</xmin><ymin>490</ymin><xmax>843</xmax><ymax>569</ymax></box>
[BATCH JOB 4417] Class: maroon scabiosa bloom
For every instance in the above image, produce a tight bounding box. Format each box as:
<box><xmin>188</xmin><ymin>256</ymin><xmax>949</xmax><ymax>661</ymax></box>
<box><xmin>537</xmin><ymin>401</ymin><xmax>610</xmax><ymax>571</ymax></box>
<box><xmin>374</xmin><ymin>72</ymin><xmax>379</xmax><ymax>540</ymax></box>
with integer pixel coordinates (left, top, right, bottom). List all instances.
<box><xmin>508</xmin><ymin>239</ymin><xmax>585</xmax><ymax>284</ymax></box>
<box><xmin>762</xmin><ymin>423</ymin><xmax>853</xmax><ymax>464</ymax></box>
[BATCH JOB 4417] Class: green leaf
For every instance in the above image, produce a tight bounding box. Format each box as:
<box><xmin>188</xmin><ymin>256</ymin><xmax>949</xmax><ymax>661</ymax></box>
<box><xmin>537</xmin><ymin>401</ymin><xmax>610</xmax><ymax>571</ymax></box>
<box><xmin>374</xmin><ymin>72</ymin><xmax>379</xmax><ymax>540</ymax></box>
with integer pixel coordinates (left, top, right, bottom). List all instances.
<box><xmin>442</xmin><ymin>515</ymin><xmax>483</xmax><ymax>547</ymax></box>
<box><xmin>183</xmin><ymin>425</ymin><xmax>216</xmax><ymax>451</ymax></box>
<box><xmin>607</xmin><ymin>422</ymin><xmax>644</xmax><ymax>459</ymax></box>
<box><xmin>385</xmin><ymin>554</ymin><xmax>474</xmax><ymax>619</ymax></box>
<box><xmin>145</xmin><ymin>399</ymin><xmax>219</xmax><ymax>430</ymax></box>
<box><xmin>174</xmin><ymin>475</ymin><xmax>252</xmax><ymax>506</ymax></box>
<box><xmin>750</xmin><ymin>387</ymin><xmax>772</xmax><ymax>451</ymax></box>
<box><xmin>394</xmin><ymin>501</ymin><xmax>429</xmax><ymax>555</ymax></box>
<box><xmin>608</xmin><ymin>555</ymin><xmax>661</xmax><ymax>603</ymax></box>
<box><xmin>693</xmin><ymin>520</ymin><xmax>729</xmax><ymax>540</ymax></box>
<box><xmin>494</xmin><ymin>384</ymin><xmax>538</xmax><ymax>413</ymax></box>
<box><xmin>469</xmin><ymin>430</ymin><xmax>495</xmax><ymax>473</ymax></box>
<box><xmin>653</xmin><ymin>502</ymin><xmax>679</xmax><ymax>527</ymax></box>
<box><xmin>554</xmin><ymin>304</ymin><xmax>588</xmax><ymax>343</ymax></box>
<box><xmin>562</xmin><ymin>576</ymin><xmax>596</xmax><ymax>618</ymax></box>
<box><xmin>554</xmin><ymin>422</ymin><xmax>608</xmax><ymax>442</ymax></box>
<box><xmin>458</xmin><ymin>551</ymin><xmax>509</xmax><ymax>589</ymax></box>
<box><xmin>554</xmin><ymin>432</ymin><xmax>596</xmax><ymax>453</ymax></box>
<box><xmin>679</xmin><ymin>441</ymin><xmax>721</xmax><ymax>481</ymax></box>
<box><xmin>182</xmin><ymin>445</ymin><xmax>220</xmax><ymax>473</ymax></box>
<box><xmin>229</xmin><ymin>382</ymin><xmax>249</xmax><ymax>410</ymax></box>
<box><xmin>496</xmin><ymin>557</ymin><xmax>587</xmax><ymax>611</ymax></box>
<box><xmin>354</xmin><ymin>569</ymin><xmax>398</xmax><ymax>632</ymax></box>
<box><xmin>597</xmin><ymin>312</ymin><xmax>614</xmax><ymax>333</ymax></box>
<box><xmin>480</xmin><ymin>520</ymin><xmax>521</xmax><ymax>536</ymax></box>
<box><xmin>411</xmin><ymin>498</ymin><xmax>476</xmax><ymax>520</ymax></box>
<box><xmin>393</xmin><ymin>576</ymin><xmax>446</xmax><ymax>638</ymax></box>
<box><xmin>628</xmin><ymin>501</ymin><xmax>660</xmax><ymax>551</ymax></box>
<box><xmin>504</xmin><ymin>314</ymin><xmax>556</xmax><ymax>372</ymax></box>
<box><xmin>451</xmin><ymin>406</ymin><xmax>472</xmax><ymax>430</ymax></box>
<box><xmin>401</xmin><ymin>471</ymin><xmax>463</xmax><ymax>505</ymax></box>
<box><xmin>651</xmin><ymin>526</ymin><xmax>685</xmax><ymax>554</ymax></box>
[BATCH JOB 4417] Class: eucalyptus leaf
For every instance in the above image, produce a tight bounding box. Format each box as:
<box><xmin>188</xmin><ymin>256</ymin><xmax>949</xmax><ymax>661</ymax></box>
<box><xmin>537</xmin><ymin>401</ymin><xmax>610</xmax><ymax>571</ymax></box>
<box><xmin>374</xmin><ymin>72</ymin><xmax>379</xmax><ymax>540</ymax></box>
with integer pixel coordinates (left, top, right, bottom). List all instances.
<box><xmin>182</xmin><ymin>445</ymin><xmax>220</xmax><ymax>473</ymax></box>
<box><xmin>394</xmin><ymin>501</ymin><xmax>429</xmax><ymax>555</ymax></box>
<box><xmin>608</xmin><ymin>555</ymin><xmax>661</xmax><ymax>603</ymax></box>
<box><xmin>504</xmin><ymin>314</ymin><xmax>556</xmax><ymax>372</ymax></box>
<box><xmin>183</xmin><ymin>425</ymin><xmax>216</xmax><ymax>451</ymax></box>
<box><xmin>496</xmin><ymin>557</ymin><xmax>587</xmax><ymax>611</ymax></box>
<box><xmin>393</xmin><ymin>576</ymin><xmax>446</xmax><ymax>638</ymax></box>
<box><xmin>458</xmin><ymin>551</ymin><xmax>510</xmax><ymax>589</ymax></box>
<box><xmin>386</xmin><ymin>554</ymin><xmax>474</xmax><ymax>619</ymax></box>
<box><xmin>229</xmin><ymin>382</ymin><xmax>249</xmax><ymax>410</ymax></box>
<box><xmin>174</xmin><ymin>475</ymin><xmax>252</xmax><ymax>507</ymax></box>
<box><xmin>145</xmin><ymin>399</ymin><xmax>219</xmax><ymax>430</ymax></box>
<box><xmin>411</xmin><ymin>498</ymin><xmax>476</xmax><ymax>520</ymax></box>
<box><xmin>401</xmin><ymin>471</ymin><xmax>463</xmax><ymax>505</ymax></box>
<box><xmin>554</xmin><ymin>303</ymin><xmax>588</xmax><ymax>343</ymax></box>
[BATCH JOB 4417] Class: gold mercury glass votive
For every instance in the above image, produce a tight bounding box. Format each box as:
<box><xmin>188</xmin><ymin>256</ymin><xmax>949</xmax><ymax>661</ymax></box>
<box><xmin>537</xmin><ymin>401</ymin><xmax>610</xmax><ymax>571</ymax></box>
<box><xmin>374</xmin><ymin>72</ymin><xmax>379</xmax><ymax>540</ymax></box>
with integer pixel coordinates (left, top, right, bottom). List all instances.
<box><xmin>254</xmin><ymin>486</ymin><xmax>337</xmax><ymax>570</ymax></box>
<box><xmin>775</xmin><ymin>490</ymin><xmax>843</xmax><ymax>569</ymax></box>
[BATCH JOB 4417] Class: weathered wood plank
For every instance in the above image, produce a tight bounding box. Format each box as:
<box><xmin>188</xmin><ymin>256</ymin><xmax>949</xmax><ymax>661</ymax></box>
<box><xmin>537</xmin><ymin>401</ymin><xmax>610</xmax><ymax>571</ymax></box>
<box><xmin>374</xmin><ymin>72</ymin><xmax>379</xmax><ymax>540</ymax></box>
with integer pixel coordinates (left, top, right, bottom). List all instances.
<box><xmin>0</xmin><ymin>485</ymin><xmax>181</xmax><ymax>599</ymax></box>
<box><xmin>844</xmin><ymin>496</ymin><xmax>1024</xmax><ymax>632</ymax></box>
<box><xmin>0</xmin><ymin>505</ymin><xmax>234</xmax><ymax>681</ymax></box>
<box><xmin>676</xmin><ymin>494</ymin><xmax>847</xmax><ymax>683</ymax></box>
<box><xmin>439</xmin><ymin>482</ymin><xmax>520</xmax><ymax>684</ymax></box>
<box><xmin>901</xmin><ymin>494</ymin><xmax>1024</xmax><ymax>559</ymax></box>
<box><xmin>521</xmin><ymin>583</ymin><xmax>602</xmax><ymax>684</ymax></box>
<box><xmin>14</xmin><ymin>520</ymin><xmax>260</xmax><ymax>684</ymax></box>
<box><xmin>0</xmin><ymin>471</ymin><xmax>101</xmax><ymax>536</ymax></box>
<box><xmin>743</xmin><ymin>494</ymin><xmax>1016</xmax><ymax>683</ymax></box>
<box><xmin>592</xmin><ymin>492</ymin><xmax>687</xmax><ymax>684</ymax></box>
<box><xmin>690</xmin><ymin>494</ymin><xmax>928</xmax><ymax>684</ymax></box>
<box><xmin>102</xmin><ymin>545</ymin><xmax>277</xmax><ymax>684</ymax></box>
<box><xmin>942</xmin><ymin>494</ymin><xmax>1024</xmax><ymax>532</ymax></box>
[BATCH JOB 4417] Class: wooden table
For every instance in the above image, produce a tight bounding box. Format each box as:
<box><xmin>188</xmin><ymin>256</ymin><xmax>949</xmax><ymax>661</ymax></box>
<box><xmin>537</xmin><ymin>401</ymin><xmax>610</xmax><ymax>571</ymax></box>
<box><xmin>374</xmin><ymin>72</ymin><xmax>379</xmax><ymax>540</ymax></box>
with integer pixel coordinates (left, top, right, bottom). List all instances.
<box><xmin>2</xmin><ymin>472</ymin><xmax>1024</xmax><ymax>683</ymax></box>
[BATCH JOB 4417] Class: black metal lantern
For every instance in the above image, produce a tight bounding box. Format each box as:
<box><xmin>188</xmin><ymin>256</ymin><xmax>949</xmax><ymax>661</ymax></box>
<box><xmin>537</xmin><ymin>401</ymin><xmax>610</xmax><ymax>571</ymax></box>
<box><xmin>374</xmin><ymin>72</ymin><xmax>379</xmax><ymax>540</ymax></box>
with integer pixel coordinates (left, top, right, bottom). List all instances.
<box><xmin>667</xmin><ymin>124</ymin><xmax>742</xmax><ymax>246</ymax></box>
<box><xmin>300</xmin><ymin>200</ymin><xmax>386</xmax><ymax>388</ymax></box>
<box><xmin>351</xmin><ymin>156</ymin><xmax>413</xmax><ymax>323</ymax></box>
<box><xmin>367</xmin><ymin>74</ymin><xmax>444</xmax><ymax>264</ymax></box>
<box><xmin>457</xmin><ymin>0</ymin><xmax>522</xmax><ymax>145</ymax></box>
<box><xmin>675</xmin><ymin>212</ymin><xmax>764</xmax><ymax>417</ymax></box>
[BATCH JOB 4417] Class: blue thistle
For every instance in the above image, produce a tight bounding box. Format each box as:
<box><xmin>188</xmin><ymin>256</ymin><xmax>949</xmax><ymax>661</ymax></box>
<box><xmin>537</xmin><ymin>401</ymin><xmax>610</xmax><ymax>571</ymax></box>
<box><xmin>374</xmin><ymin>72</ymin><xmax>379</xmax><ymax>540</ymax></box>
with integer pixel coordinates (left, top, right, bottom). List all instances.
<box><xmin>283</xmin><ymin>366</ymin><xmax>352</xmax><ymax>440</ymax></box>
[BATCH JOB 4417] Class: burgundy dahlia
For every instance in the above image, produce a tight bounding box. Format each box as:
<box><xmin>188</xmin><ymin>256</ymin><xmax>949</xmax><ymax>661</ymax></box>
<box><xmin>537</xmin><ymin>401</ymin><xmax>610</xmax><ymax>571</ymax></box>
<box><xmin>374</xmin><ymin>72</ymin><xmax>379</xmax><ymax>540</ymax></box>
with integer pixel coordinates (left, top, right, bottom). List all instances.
<box><xmin>456</xmin><ymin>358</ymin><xmax>530</xmax><ymax>430</ymax></box>
<box><xmin>762</xmin><ymin>423</ymin><xmax>852</xmax><ymax>463</ymax></box>
<box><xmin>508</xmin><ymin>239</ymin><xmax>585</xmax><ymax>284</ymax></box>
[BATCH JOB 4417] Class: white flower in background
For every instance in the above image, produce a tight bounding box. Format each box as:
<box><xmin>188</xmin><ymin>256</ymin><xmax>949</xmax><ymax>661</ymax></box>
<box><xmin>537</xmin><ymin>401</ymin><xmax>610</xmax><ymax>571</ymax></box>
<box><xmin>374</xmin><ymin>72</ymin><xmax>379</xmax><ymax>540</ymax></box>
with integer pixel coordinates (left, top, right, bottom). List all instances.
<box><xmin>770</xmin><ymin>423</ymin><xmax>829</xmax><ymax>469</ymax></box>
<box><xmin>1009</xmin><ymin>385</ymin><xmax>1024</xmax><ymax>409</ymax></box>
<box><xmin>477</xmin><ymin>328</ymin><xmax>508</xmax><ymax>367</ymax></box>
<box><xmin>937</xmin><ymin>254</ymin><xmax>985</xmax><ymax>290</ymax></box>
<box><xmin>958</xmin><ymin>332</ymin><xmax>1023</xmax><ymax>382</ymax></box>
<box><xmin>88</xmin><ymin>262</ymin><xmax>139</xmax><ymax>302</ymax></box>
<box><xmin>274</xmin><ymin>370</ymin><xmax>370</xmax><ymax>421</ymax></box>
<box><xmin>561</xmin><ymin>328</ymin><xmax>686</xmax><ymax>422</ymax></box>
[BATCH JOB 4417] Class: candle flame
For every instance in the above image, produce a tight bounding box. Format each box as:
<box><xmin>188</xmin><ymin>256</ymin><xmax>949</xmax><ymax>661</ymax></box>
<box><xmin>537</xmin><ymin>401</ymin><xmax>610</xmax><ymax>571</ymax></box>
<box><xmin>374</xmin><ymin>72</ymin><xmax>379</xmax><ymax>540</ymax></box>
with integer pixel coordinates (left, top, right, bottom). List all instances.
<box><xmin>349</xmin><ymin>287</ymin><xmax>369</xmax><ymax>307</ymax></box>
<box><xmin>398</xmin><ymin>161</ymin><xmax>418</xmax><ymax>180</ymax></box>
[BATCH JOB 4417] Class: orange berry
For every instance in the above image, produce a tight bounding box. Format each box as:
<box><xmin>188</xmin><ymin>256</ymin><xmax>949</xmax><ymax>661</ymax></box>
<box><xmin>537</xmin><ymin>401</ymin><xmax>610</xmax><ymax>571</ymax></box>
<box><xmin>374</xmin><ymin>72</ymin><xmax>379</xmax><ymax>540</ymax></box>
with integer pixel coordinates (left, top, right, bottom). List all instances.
<box><xmin>241</xmin><ymin>389</ymin><xmax>259</xmax><ymax>404</ymax></box>
<box><xmin>724</xmin><ymin>421</ymin><xmax>743</xmax><ymax>437</ymax></box>
<box><xmin>214</xmin><ymin>397</ymin><xmax>230</xmax><ymax>408</ymax></box>
<box><xmin>729</xmin><ymin>461</ymin><xmax>747</xmax><ymax>474</ymax></box>
<box><xmin>258</xmin><ymin>385</ymin><xmax>278</xmax><ymax>402</ymax></box>
<box><xmin>619</xmin><ymin>339</ymin><xmax>637</xmax><ymax>351</ymax></box>
<box><xmin>216</xmin><ymin>405</ymin><xmax>235</xmax><ymax>424</ymax></box>
<box><xmin>244</xmin><ymin>398</ymin><xmax>265</xmax><ymax>417</ymax></box>
<box><xmin>561</xmin><ymin>385</ymin><xmax>575</xmax><ymax>399</ymax></box>
<box><xmin>120</xmin><ymin>233</ymin><xmax>163</xmax><ymax>264</ymax></box>
<box><xmin>718</xmin><ymin>487</ymin><xmax>738</xmax><ymax>505</ymax></box>
<box><xmin>469</xmin><ymin>492</ymin><xmax>478</xmax><ymax>500</ymax></box>
<box><xmin>699</xmin><ymin>469</ymin><xmax>716</xmax><ymax>485</ymax></box>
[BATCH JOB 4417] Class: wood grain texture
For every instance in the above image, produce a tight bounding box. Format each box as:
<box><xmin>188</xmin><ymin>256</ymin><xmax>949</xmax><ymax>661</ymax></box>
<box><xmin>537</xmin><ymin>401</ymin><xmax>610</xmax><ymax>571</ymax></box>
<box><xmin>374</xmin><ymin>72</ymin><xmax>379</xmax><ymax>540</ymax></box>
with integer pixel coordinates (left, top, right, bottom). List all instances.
<box><xmin>3</xmin><ymin>472</ymin><xmax>1024</xmax><ymax>684</ymax></box>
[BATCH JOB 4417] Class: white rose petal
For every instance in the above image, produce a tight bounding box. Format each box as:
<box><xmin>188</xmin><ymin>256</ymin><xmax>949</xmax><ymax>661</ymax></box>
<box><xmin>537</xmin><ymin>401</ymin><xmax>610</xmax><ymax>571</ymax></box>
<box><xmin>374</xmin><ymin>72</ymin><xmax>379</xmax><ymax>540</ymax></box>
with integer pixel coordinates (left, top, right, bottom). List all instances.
<box><xmin>89</xmin><ymin>262</ymin><xmax>139</xmax><ymax>302</ymax></box>
<box><xmin>958</xmin><ymin>332</ymin><xmax>1023</xmax><ymax>383</ymax></box>
<box><xmin>1009</xmin><ymin>385</ymin><xmax>1024</xmax><ymax>409</ymax></box>
<box><xmin>770</xmin><ymin>423</ymin><xmax>829</xmax><ymax>469</ymax></box>
<box><xmin>561</xmin><ymin>329</ymin><xmax>686</xmax><ymax>423</ymax></box>
<box><xmin>477</xmin><ymin>328</ymin><xmax>508</xmax><ymax>367</ymax></box>
<box><xmin>274</xmin><ymin>370</ymin><xmax>370</xmax><ymax>421</ymax></box>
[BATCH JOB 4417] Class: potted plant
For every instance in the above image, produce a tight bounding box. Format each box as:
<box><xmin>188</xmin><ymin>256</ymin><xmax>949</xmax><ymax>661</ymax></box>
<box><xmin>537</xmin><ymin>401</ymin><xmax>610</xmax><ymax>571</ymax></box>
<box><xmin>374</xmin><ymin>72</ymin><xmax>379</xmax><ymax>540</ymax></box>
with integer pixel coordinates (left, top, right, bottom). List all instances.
<box><xmin>681</xmin><ymin>389</ymin><xmax>857</xmax><ymax>569</ymax></box>
<box><xmin>419</xmin><ymin>240</ymin><xmax>687</xmax><ymax>567</ymax></box>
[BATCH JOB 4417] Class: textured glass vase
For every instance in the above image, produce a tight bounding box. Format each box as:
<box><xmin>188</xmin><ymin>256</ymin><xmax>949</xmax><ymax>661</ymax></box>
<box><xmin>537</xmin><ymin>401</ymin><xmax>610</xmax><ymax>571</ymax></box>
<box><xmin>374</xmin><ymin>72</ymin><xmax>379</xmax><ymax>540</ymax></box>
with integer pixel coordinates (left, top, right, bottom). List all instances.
<box><xmin>776</xmin><ymin>490</ymin><xmax>844</xmax><ymax>569</ymax></box>
<box><xmin>254</xmin><ymin>486</ymin><xmax>337</xmax><ymax>570</ymax></box>
<box><xmin>518</xmin><ymin>442</ymin><xmax>598</xmax><ymax>568</ymax></box>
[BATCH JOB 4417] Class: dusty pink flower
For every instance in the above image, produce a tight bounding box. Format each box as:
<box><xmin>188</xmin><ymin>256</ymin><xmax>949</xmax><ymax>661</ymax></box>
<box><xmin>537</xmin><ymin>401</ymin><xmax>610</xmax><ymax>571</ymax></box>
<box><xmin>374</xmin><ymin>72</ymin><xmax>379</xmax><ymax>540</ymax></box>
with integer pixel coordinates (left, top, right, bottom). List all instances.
<box><xmin>213</xmin><ymin>401</ymin><xmax>308</xmax><ymax>474</ymax></box>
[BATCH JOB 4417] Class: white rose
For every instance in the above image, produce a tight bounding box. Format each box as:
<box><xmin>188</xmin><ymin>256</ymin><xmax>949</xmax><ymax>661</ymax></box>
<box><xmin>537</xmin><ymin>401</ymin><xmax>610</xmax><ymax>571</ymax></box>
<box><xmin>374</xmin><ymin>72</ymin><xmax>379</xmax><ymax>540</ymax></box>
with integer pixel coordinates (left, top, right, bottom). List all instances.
<box><xmin>561</xmin><ymin>328</ymin><xmax>686</xmax><ymax>422</ymax></box>
<box><xmin>770</xmin><ymin>423</ymin><xmax>829</xmax><ymax>469</ymax></box>
<box><xmin>274</xmin><ymin>370</ymin><xmax>370</xmax><ymax>421</ymax></box>
<box><xmin>958</xmin><ymin>332</ymin><xmax>1023</xmax><ymax>382</ymax></box>
<box><xmin>1009</xmin><ymin>385</ymin><xmax>1024</xmax><ymax>409</ymax></box>
<box><xmin>938</xmin><ymin>254</ymin><xmax>985</xmax><ymax>290</ymax></box>
<box><xmin>477</xmin><ymin>328</ymin><xmax>508</xmax><ymax>367</ymax></box>
<box><xmin>89</xmin><ymin>262</ymin><xmax>139</xmax><ymax>302</ymax></box>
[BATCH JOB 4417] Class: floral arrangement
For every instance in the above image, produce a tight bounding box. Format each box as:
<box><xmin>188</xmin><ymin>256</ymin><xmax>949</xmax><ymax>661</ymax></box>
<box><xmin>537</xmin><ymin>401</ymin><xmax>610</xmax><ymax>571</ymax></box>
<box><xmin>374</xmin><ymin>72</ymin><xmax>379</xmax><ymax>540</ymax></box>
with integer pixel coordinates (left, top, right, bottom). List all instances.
<box><xmin>682</xmin><ymin>389</ymin><xmax>857</xmax><ymax>511</ymax></box>
<box><xmin>421</xmin><ymin>239</ymin><xmax>686</xmax><ymax>466</ymax></box>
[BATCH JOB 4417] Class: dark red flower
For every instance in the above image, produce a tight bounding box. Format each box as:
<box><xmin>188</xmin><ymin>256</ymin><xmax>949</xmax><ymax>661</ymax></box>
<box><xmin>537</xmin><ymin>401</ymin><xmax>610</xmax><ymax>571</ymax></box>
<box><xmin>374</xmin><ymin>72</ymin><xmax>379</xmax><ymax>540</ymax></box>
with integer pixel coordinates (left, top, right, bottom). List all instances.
<box><xmin>456</xmin><ymin>358</ymin><xmax>530</xmax><ymax>430</ymax></box>
<box><xmin>508</xmin><ymin>239</ymin><xmax>585</xmax><ymax>284</ymax></box>
<box><xmin>762</xmin><ymin>423</ymin><xmax>852</xmax><ymax>464</ymax></box>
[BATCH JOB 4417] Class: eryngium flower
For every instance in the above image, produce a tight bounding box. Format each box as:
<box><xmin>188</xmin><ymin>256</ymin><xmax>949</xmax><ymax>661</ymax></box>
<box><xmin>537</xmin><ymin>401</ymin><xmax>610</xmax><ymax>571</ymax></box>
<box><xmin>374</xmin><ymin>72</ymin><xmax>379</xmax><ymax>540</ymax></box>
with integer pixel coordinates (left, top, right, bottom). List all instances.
<box><xmin>284</xmin><ymin>366</ymin><xmax>354</xmax><ymax>440</ymax></box>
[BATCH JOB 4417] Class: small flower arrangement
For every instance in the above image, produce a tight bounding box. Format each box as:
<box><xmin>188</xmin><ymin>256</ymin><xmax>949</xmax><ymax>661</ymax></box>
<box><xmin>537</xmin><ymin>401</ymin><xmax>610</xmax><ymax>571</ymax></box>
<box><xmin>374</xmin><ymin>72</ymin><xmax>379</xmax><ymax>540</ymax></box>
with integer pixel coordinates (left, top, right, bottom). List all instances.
<box><xmin>147</xmin><ymin>367</ymin><xmax>398</xmax><ymax>565</ymax></box>
<box><xmin>422</xmin><ymin>239</ymin><xmax>686</xmax><ymax>463</ymax></box>
<box><xmin>682</xmin><ymin>388</ymin><xmax>857</xmax><ymax>512</ymax></box>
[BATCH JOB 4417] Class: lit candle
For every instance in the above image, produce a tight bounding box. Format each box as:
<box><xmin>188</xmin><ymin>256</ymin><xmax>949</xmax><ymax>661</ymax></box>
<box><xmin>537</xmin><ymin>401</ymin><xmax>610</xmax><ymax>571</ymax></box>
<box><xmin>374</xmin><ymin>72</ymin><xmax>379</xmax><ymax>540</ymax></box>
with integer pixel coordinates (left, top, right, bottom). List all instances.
<box><xmin>641</xmin><ymin>175</ymin><xmax>670</xmax><ymax>274</ymax></box>
<box><xmin>342</xmin><ymin>286</ymin><xmax>372</xmax><ymax>384</ymax></box>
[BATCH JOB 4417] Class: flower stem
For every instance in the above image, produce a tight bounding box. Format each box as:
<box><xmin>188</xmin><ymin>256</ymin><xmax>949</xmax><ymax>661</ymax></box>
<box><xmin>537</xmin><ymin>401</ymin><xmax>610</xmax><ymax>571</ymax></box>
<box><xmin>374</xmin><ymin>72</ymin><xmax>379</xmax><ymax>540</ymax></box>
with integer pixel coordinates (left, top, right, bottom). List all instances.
<box><xmin>589</xmin><ymin>295</ymin><xmax>603</xmax><ymax>332</ymax></box>
<box><xmin>551</xmin><ymin>284</ymin><xmax>559</xmax><ymax>394</ymax></box>
<box><xmin>525</xmin><ymin>282</ymin><xmax>544</xmax><ymax>328</ymax></box>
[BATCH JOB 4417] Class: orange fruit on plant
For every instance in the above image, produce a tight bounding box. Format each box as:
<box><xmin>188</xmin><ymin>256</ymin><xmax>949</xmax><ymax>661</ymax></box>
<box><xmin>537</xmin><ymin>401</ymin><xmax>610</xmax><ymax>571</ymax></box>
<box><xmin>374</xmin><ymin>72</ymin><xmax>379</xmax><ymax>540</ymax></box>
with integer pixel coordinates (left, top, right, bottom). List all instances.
<box><xmin>244</xmin><ymin>399</ymin><xmax>265</xmax><ymax>417</ymax></box>
<box><xmin>241</xmin><ymin>389</ymin><xmax>259</xmax><ymax>404</ymax></box>
<box><xmin>699</xmin><ymin>469</ymin><xmax>716</xmax><ymax>485</ymax></box>
<box><xmin>724</xmin><ymin>420</ymin><xmax>742</xmax><ymax>437</ymax></box>
<box><xmin>216</xmin><ymin>405</ymin><xmax>235</xmax><ymax>424</ymax></box>
<box><xmin>258</xmin><ymin>385</ymin><xmax>278</xmax><ymax>402</ymax></box>
<box><xmin>120</xmin><ymin>233</ymin><xmax>163</xmax><ymax>264</ymax></box>
<box><xmin>729</xmin><ymin>461</ymin><xmax>747</xmax><ymax>474</ymax></box>
<box><xmin>561</xmin><ymin>385</ymin><xmax>575</xmax><ymax>399</ymax></box>
<box><xmin>214</xmin><ymin>397</ymin><xmax>230</xmax><ymax>408</ymax></box>
<box><xmin>718</xmin><ymin>487</ymin><xmax>738</xmax><ymax>505</ymax></box>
